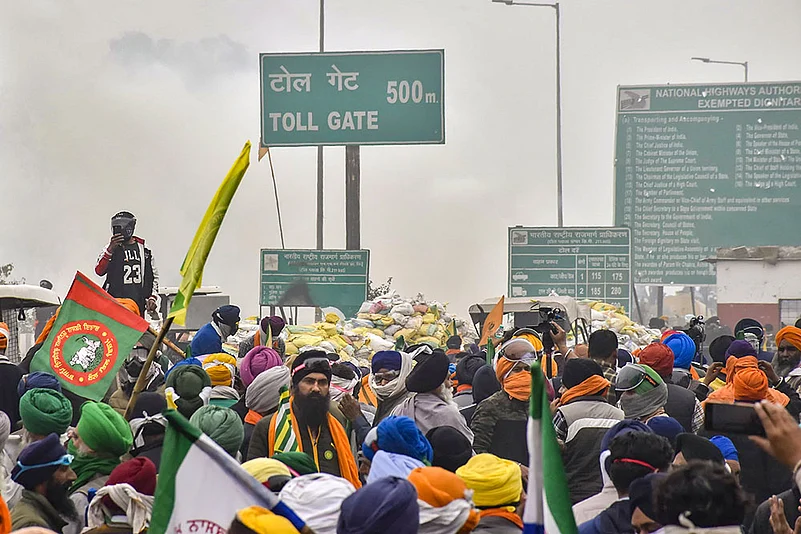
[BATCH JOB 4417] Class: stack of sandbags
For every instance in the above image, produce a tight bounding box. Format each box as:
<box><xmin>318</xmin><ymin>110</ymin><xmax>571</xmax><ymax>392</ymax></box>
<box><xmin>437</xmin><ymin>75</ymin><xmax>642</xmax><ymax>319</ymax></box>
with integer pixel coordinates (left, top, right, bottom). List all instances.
<box><xmin>585</xmin><ymin>301</ymin><xmax>660</xmax><ymax>352</ymax></box>
<box><xmin>349</xmin><ymin>291</ymin><xmax>477</xmax><ymax>351</ymax></box>
<box><xmin>233</xmin><ymin>293</ymin><xmax>478</xmax><ymax>368</ymax></box>
<box><xmin>283</xmin><ymin>313</ymin><xmax>362</xmax><ymax>362</ymax></box>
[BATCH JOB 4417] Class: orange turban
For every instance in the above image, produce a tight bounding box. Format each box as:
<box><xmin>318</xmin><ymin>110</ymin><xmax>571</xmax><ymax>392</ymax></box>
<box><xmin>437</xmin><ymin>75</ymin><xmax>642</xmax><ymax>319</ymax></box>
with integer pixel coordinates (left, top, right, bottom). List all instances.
<box><xmin>0</xmin><ymin>493</ymin><xmax>9</xmax><ymax>534</ymax></box>
<box><xmin>0</xmin><ymin>323</ymin><xmax>8</xmax><ymax>351</ymax></box>
<box><xmin>776</xmin><ymin>326</ymin><xmax>801</xmax><ymax>352</ymax></box>
<box><xmin>116</xmin><ymin>298</ymin><xmax>141</xmax><ymax>316</ymax></box>
<box><xmin>706</xmin><ymin>356</ymin><xmax>789</xmax><ymax>407</ymax></box>
<box><xmin>408</xmin><ymin>466</ymin><xmax>470</xmax><ymax>507</ymax></box>
<box><xmin>733</xmin><ymin>367</ymin><xmax>768</xmax><ymax>402</ymax></box>
<box><xmin>408</xmin><ymin>467</ymin><xmax>480</xmax><ymax>532</ymax></box>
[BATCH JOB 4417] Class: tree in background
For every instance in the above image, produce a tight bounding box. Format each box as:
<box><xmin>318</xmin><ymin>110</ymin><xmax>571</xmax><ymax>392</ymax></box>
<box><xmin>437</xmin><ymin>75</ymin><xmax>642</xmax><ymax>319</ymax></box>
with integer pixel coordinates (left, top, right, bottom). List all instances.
<box><xmin>367</xmin><ymin>277</ymin><xmax>393</xmax><ymax>301</ymax></box>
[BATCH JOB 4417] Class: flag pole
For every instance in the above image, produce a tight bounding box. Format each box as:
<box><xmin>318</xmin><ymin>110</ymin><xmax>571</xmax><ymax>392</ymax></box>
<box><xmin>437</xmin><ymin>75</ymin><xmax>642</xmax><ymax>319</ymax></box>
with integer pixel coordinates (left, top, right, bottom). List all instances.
<box><xmin>147</xmin><ymin>326</ymin><xmax>185</xmax><ymax>359</ymax></box>
<box><xmin>125</xmin><ymin>316</ymin><xmax>175</xmax><ymax>420</ymax></box>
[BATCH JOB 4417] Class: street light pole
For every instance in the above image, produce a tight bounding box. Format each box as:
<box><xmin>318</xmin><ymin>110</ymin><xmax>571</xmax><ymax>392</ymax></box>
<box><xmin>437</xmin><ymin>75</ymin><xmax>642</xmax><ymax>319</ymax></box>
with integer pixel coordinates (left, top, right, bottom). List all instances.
<box><xmin>317</xmin><ymin>0</ymin><xmax>325</xmax><ymax>251</ymax></box>
<box><xmin>554</xmin><ymin>2</ymin><xmax>563</xmax><ymax>227</ymax></box>
<box><xmin>691</xmin><ymin>56</ymin><xmax>749</xmax><ymax>82</ymax></box>
<box><xmin>492</xmin><ymin>0</ymin><xmax>564</xmax><ymax>227</ymax></box>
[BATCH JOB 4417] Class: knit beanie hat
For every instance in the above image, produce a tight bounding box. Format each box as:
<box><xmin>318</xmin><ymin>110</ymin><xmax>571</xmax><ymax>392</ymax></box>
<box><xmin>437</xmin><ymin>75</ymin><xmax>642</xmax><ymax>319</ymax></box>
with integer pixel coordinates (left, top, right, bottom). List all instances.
<box><xmin>426</xmin><ymin>426</ymin><xmax>473</xmax><ymax>473</ymax></box>
<box><xmin>12</xmin><ymin>433</ymin><xmax>69</xmax><ymax>490</ymax></box>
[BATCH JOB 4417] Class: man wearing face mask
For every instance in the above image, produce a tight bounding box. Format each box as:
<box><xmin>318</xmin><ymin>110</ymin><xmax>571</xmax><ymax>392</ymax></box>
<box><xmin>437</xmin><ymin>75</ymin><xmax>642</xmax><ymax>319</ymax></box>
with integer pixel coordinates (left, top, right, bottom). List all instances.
<box><xmin>390</xmin><ymin>348</ymin><xmax>474</xmax><ymax>442</ymax></box>
<box><xmin>108</xmin><ymin>336</ymin><xmax>166</xmax><ymax>416</ymax></box>
<box><xmin>190</xmin><ymin>305</ymin><xmax>240</xmax><ymax>359</ymax></box>
<box><xmin>368</xmin><ymin>350</ymin><xmax>414</xmax><ymax>426</ymax></box>
<box><xmin>471</xmin><ymin>337</ymin><xmax>539</xmax><ymax>466</ymax></box>
<box><xmin>95</xmin><ymin>212</ymin><xmax>158</xmax><ymax>318</ymax></box>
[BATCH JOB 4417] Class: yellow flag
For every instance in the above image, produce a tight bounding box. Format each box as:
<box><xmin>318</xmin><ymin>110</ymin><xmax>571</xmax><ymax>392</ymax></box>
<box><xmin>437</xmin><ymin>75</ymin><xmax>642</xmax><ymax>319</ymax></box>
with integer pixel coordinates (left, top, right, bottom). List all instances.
<box><xmin>168</xmin><ymin>141</ymin><xmax>251</xmax><ymax>325</ymax></box>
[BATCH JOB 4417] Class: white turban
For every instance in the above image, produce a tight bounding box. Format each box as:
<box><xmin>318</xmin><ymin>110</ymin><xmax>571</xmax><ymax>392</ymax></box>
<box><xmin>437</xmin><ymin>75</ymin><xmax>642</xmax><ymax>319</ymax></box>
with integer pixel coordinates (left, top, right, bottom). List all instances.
<box><xmin>279</xmin><ymin>473</ymin><xmax>355</xmax><ymax>534</ymax></box>
<box><xmin>245</xmin><ymin>366</ymin><xmax>291</xmax><ymax>415</ymax></box>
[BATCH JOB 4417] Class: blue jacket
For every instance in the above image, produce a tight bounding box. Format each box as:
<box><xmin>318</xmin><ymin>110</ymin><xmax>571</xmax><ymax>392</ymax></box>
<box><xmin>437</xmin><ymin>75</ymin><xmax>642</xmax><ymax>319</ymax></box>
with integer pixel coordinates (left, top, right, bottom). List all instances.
<box><xmin>190</xmin><ymin>323</ymin><xmax>222</xmax><ymax>358</ymax></box>
<box><xmin>577</xmin><ymin>500</ymin><xmax>633</xmax><ymax>534</ymax></box>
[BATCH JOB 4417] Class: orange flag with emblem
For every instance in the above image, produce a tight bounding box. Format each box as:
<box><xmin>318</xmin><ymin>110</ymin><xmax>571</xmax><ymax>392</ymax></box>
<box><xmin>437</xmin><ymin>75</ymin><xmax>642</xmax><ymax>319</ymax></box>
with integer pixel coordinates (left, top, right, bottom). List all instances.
<box><xmin>479</xmin><ymin>296</ymin><xmax>505</xmax><ymax>346</ymax></box>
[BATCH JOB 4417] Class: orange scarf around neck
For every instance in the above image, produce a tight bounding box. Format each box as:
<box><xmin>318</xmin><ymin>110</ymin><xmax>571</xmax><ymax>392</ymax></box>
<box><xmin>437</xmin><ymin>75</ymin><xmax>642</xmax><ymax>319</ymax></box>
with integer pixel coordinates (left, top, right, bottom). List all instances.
<box><xmin>267</xmin><ymin>401</ymin><xmax>362</xmax><ymax>489</ymax></box>
<box><xmin>560</xmin><ymin>375</ymin><xmax>611</xmax><ymax>405</ymax></box>
<box><xmin>479</xmin><ymin>507</ymin><xmax>524</xmax><ymax>529</ymax></box>
<box><xmin>244</xmin><ymin>409</ymin><xmax>263</xmax><ymax>425</ymax></box>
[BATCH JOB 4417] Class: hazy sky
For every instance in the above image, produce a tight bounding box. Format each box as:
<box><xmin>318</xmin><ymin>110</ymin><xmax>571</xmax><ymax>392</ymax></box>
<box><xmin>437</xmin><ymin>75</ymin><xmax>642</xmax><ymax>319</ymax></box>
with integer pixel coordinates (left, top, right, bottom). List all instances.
<box><xmin>3</xmin><ymin>0</ymin><xmax>801</xmax><ymax>321</ymax></box>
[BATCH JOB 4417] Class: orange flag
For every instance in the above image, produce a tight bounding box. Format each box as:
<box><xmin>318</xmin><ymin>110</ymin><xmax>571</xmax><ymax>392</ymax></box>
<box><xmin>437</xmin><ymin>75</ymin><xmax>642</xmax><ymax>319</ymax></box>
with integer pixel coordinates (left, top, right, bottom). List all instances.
<box><xmin>479</xmin><ymin>296</ymin><xmax>505</xmax><ymax>346</ymax></box>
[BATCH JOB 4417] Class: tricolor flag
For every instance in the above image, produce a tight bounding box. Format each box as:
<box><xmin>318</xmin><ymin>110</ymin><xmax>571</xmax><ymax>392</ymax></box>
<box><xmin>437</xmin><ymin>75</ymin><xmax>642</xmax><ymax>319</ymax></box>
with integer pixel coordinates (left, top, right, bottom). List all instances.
<box><xmin>149</xmin><ymin>410</ymin><xmax>309</xmax><ymax>534</ymax></box>
<box><xmin>31</xmin><ymin>272</ymin><xmax>149</xmax><ymax>401</ymax></box>
<box><xmin>168</xmin><ymin>141</ymin><xmax>251</xmax><ymax>326</ymax></box>
<box><xmin>523</xmin><ymin>361</ymin><xmax>578</xmax><ymax>534</ymax></box>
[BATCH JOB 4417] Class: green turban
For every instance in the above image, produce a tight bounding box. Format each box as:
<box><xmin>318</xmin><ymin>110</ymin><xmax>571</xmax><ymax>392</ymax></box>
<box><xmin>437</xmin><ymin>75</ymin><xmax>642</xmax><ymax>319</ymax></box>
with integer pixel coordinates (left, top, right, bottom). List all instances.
<box><xmin>272</xmin><ymin>451</ymin><xmax>318</xmax><ymax>476</ymax></box>
<box><xmin>77</xmin><ymin>402</ymin><xmax>133</xmax><ymax>457</ymax></box>
<box><xmin>19</xmin><ymin>388</ymin><xmax>73</xmax><ymax>436</ymax></box>
<box><xmin>166</xmin><ymin>365</ymin><xmax>211</xmax><ymax>419</ymax></box>
<box><xmin>190</xmin><ymin>405</ymin><xmax>244</xmax><ymax>458</ymax></box>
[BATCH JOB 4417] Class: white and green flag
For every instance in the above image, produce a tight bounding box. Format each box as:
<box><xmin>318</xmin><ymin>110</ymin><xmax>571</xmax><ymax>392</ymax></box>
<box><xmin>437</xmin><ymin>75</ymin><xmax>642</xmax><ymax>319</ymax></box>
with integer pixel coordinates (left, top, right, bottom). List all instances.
<box><xmin>150</xmin><ymin>410</ymin><xmax>309</xmax><ymax>534</ymax></box>
<box><xmin>522</xmin><ymin>362</ymin><xmax>578</xmax><ymax>534</ymax></box>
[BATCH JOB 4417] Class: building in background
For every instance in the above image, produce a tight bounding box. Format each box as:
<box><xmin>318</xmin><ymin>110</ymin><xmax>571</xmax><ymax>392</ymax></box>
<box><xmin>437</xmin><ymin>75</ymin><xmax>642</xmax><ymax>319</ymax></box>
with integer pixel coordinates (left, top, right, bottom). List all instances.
<box><xmin>705</xmin><ymin>247</ymin><xmax>801</xmax><ymax>333</ymax></box>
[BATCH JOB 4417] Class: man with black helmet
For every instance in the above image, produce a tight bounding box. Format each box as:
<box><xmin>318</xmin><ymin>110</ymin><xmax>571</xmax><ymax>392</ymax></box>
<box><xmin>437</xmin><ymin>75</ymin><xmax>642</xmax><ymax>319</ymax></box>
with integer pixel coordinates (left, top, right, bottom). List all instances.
<box><xmin>95</xmin><ymin>211</ymin><xmax>158</xmax><ymax>317</ymax></box>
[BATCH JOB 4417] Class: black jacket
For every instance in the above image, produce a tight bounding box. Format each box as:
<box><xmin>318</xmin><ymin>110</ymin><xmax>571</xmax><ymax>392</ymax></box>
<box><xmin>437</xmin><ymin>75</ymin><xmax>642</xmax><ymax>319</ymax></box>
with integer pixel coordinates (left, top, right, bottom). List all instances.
<box><xmin>664</xmin><ymin>383</ymin><xmax>697</xmax><ymax>432</ymax></box>
<box><xmin>700</xmin><ymin>428</ymin><xmax>792</xmax><ymax>509</ymax></box>
<box><xmin>749</xmin><ymin>487</ymin><xmax>800</xmax><ymax>534</ymax></box>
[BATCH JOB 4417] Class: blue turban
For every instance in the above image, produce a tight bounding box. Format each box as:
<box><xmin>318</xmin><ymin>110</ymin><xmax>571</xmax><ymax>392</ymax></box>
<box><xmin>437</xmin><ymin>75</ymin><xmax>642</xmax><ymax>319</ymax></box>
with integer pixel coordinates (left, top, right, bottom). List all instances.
<box><xmin>664</xmin><ymin>332</ymin><xmax>696</xmax><ymax>369</ymax></box>
<box><xmin>709</xmin><ymin>435</ymin><xmax>739</xmax><ymax>462</ymax></box>
<box><xmin>646</xmin><ymin>416</ymin><xmax>684</xmax><ymax>447</ymax></box>
<box><xmin>164</xmin><ymin>357</ymin><xmax>202</xmax><ymax>379</ymax></box>
<box><xmin>362</xmin><ymin>416</ymin><xmax>433</xmax><ymax>464</ymax></box>
<box><xmin>18</xmin><ymin>372</ymin><xmax>61</xmax><ymax>397</ymax></box>
<box><xmin>600</xmin><ymin>419</ymin><xmax>652</xmax><ymax>452</ymax></box>
<box><xmin>338</xmin><ymin>476</ymin><xmax>419</xmax><ymax>534</ymax></box>
<box><xmin>371</xmin><ymin>351</ymin><xmax>402</xmax><ymax>373</ymax></box>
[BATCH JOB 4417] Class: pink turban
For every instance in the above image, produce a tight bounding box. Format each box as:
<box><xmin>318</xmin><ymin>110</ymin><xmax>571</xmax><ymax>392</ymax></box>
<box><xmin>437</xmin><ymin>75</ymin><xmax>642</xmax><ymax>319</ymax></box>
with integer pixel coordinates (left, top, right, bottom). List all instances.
<box><xmin>241</xmin><ymin>345</ymin><xmax>282</xmax><ymax>387</ymax></box>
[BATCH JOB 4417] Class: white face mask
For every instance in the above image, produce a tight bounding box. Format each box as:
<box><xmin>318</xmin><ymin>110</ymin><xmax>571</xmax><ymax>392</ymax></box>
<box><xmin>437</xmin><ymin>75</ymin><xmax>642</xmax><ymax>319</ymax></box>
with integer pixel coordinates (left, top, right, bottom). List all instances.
<box><xmin>330</xmin><ymin>375</ymin><xmax>358</xmax><ymax>402</ymax></box>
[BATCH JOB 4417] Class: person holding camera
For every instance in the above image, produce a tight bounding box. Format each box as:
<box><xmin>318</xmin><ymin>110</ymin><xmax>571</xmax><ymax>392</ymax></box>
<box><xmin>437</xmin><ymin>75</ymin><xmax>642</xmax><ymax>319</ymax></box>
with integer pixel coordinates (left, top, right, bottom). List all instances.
<box><xmin>95</xmin><ymin>211</ymin><xmax>158</xmax><ymax>318</ymax></box>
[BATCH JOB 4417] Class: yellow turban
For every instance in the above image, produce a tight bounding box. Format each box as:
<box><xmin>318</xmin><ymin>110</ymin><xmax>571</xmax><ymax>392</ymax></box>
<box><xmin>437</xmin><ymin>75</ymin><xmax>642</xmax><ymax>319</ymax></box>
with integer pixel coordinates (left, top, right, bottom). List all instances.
<box><xmin>513</xmin><ymin>332</ymin><xmax>544</xmax><ymax>352</ymax></box>
<box><xmin>456</xmin><ymin>453</ymin><xmax>522</xmax><ymax>508</ymax></box>
<box><xmin>237</xmin><ymin>506</ymin><xmax>299</xmax><ymax>534</ymax></box>
<box><xmin>203</xmin><ymin>353</ymin><xmax>237</xmax><ymax>387</ymax></box>
<box><xmin>241</xmin><ymin>458</ymin><xmax>291</xmax><ymax>484</ymax></box>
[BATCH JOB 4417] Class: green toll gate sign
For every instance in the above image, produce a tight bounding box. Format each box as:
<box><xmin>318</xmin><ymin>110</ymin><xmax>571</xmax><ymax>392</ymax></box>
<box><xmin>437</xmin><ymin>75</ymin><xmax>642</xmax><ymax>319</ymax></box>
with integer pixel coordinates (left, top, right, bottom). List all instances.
<box><xmin>259</xmin><ymin>50</ymin><xmax>444</xmax><ymax>146</ymax></box>
<box><xmin>508</xmin><ymin>227</ymin><xmax>632</xmax><ymax>312</ymax></box>
<box><xmin>260</xmin><ymin>249</ymin><xmax>370</xmax><ymax>318</ymax></box>
<box><xmin>615</xmin><ymin>82</ymin><xmax>801</xmax><ymax>285</ymax></box>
